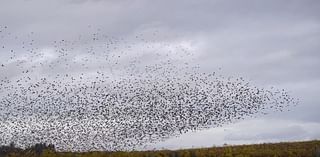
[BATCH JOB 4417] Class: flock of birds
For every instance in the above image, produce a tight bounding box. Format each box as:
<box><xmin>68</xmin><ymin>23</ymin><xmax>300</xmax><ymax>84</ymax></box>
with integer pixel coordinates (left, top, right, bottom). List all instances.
<box><xmin>0</xmin><ymin>25</ymin><xmax>298</xmax><ymax>151</ymax></box>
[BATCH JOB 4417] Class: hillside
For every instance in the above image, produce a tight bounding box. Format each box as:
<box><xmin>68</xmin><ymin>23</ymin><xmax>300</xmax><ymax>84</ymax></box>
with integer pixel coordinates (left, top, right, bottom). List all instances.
<box><xmin>1</xmin><ymin>140</ymin><xmax>320</xmax><ymax>157</ymax></box>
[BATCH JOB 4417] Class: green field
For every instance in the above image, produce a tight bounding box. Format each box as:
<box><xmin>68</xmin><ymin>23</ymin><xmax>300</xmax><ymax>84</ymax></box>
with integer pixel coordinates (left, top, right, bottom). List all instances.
<box><xmin>1</xmin><ymin>140</ymin><xmax>320</xmax><ymax>157</ymax></box>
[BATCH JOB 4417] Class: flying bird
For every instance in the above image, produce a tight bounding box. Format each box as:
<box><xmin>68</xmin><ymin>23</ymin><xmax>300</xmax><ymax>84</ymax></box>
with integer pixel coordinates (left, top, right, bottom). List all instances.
<box><xmin>0</xmin><ymin>27</ymin><xmax>298</xmax><ymax>152</ymax></box>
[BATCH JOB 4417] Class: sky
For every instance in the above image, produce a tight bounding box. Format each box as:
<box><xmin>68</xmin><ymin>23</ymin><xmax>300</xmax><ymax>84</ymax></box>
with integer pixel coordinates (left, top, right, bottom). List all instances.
<box><xmin>0</xmin><ymin>0</ymin><xmax>320</xmax><ymax>150</ymax></box>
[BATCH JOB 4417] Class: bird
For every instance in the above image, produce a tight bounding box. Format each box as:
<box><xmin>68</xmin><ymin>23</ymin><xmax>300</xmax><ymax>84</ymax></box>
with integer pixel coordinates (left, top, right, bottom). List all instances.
<box><xmin>0</xmin><ymin>27</ymin><xmax>298</xmax><ymax>152</ymax></box>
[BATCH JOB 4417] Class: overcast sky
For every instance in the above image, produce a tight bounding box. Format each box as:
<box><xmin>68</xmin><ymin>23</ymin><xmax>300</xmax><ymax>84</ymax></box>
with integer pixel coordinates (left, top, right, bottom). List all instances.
<box><xmin>1</xmin><ymin>0</ymin><xmax>320</xmax><ymax>150</ymax></box>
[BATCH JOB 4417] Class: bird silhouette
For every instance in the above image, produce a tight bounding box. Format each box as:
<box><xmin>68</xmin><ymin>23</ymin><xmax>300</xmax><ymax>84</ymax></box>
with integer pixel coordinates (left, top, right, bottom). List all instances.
<box><xmin>0</xmin><ymin>26</ymin><xmax>298</xmax><ymax>152</ymax></box>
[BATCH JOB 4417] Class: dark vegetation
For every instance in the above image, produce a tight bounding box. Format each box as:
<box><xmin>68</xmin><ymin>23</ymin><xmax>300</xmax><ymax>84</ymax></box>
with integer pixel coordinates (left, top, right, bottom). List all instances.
<box><xmin>0</xmin><ymin>140</ymin><xmax>319</xmax><ymax>157</ymax></box>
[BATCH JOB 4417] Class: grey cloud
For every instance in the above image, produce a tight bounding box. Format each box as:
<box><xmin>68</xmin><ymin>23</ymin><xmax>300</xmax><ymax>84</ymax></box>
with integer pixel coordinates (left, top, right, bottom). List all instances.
<box><xmin>225</xmin><ymin>125</ymin><xmax>307</xmax><ymax>141</ymax></box>
<box><xmin>1</xmin><ymin>0</ymin><xmax>320</xmax><ymax>150</ymax></box>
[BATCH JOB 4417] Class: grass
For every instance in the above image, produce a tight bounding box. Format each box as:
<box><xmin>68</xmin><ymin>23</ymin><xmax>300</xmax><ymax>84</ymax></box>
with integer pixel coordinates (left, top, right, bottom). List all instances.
<box><xmin>1</xmin><ymin>140</ymin><xmax>319</xmax><ymax>157</ymax></box>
